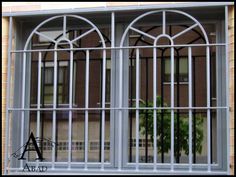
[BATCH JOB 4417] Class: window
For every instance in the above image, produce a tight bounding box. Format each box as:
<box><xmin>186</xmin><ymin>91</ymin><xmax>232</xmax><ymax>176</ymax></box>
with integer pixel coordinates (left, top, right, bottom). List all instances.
<box><xmin>5</xmin><ymin>5</ymin><xmax>230</xmax><ymax>175</ymax></box>
<box><xmin>40</xmin><ymin>61</ymin><xmax>76</xmax><ymax>105</ymax></box>
<box><xmin>164</xmin><ymin>57</ymin><xmax>188</xmax><ymax>82</ymax></box>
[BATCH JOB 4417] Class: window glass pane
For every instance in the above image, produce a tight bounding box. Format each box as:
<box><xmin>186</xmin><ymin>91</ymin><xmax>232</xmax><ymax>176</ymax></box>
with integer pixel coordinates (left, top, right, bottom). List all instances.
<box><xmin>72</xmin><ymin>111</ymin><xmax>85</xmax><ymax>162</ymax></box>
<box><xmin>58</xmin><ymin>68</ymin><xmax>64</xmax><ymax>84</ymax></box>
<box><xmin>44</xmin><ymin>85</ymin><xmax>53</xmax><ymax>94</ymax></box>
<box><xmin>165</xmin><ymin>59</ymin><xmax>171</xmax><ymax>74</ymax></box>
<box><xmin>179</xmin><ymin>58</ymin><xmax>188</xmax><ymax>74</ymax></box>
<box><xmin>45</xmin><ymin>68</ymin><xmax>53</xmax><ymax>84</ymax></box>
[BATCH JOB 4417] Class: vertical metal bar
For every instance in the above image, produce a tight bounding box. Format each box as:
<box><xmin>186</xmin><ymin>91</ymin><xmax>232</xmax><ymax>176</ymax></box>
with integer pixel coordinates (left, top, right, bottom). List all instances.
<box><xmin>145</xmin><ymin>57</ymin><xmax>148</xmax><ymax>163</ymax></box>
<box><xmin>225</xmin><ymin>5</ymin><xmax>230</xmax><ymax>175</ymax></box>
<box><xmin>170</xmin><ymin>46</ymin><xmax>175</xmax><ymax>171</ymax></box>
<box><xmin>68</xmin><ymin>44</ymin><xmax>73</xmax><ymax>169</ymax></box>
<box><xmin>118</xmin><ymin>49</ymin><xmax>123</xmax><ymax>170</ymax></box>
<box><xmin>129</xmin><ymin>48</ymin><xmax>133</xmax><ymax>163</ymax></box>
<box><xmin>210</xmin><ymin>50</ymin><xmax>213</xmax><ymax>164</ymax></box>
<box><xmin>99</xmin><ymin>60</ymin><xmax>102</xmax><ymax>162</ymax></box>
<box><xmin>20</xmin><ymin>51</ymin><xmax>26</xmax><ymax>169</ymax></box>
<box><xmin>162</xmin><ymin>11</ymin><xmax>166</xmax><ymax>34</ymax></box>
<box><xmin>84</xmin><ymin>50</ymin><xmax>89</xmax><ymax>170</ymax></box>
<box><xmin>188</xmin><ymin>47</ymin><xmax>193</xmax><ymax>171</ymax></box>
<box><xmin>153</xmin><ymin>46</ymin><xmax>157</xmax><ymax>170</ymax></box>
<box><xmin>161</xmin><ymin>50</ymin><xmax>165</xmax><ymax>163</ymax></box>
<box><xmin>52</xmin><ymin>46</ymin><xmax>58</xmax><ymax>169</ymax></box>
<box><xmin>111</xmin><ymin>12</ymin><xmax>115</xmax><ymax>48</ymax></box>
<box><xmin>101</xmin><ymin>49</ymin><xmax>106</xmax><ymax>170</ymax></box>
<box><xmin>36</xmin><ymin>52</ymin><xmax>42</xmax><ymax>168</ymax></box>
<box><xmin>41</xmin><ymin>54</ymin><xmax>46</xmax><ymax>156</ymax></box>
<box><xmin>63</xmin><ymin>16</ymin><xmax>66</xmax><ymax>38</ymax></box>
<box><xmin>206</xmin><ymin>46</ymin><xmax>211</xmax><ymax>172</ymax></box>
<box><xmin>67</xmin><ymin>51</ymin><xmax>70</xmax><ymax>103</ymax></box>
<box><xmin>176</xmin><ymin>50</ymin><xmax>180</xmax><ymax>163</ymax></box>
<box><xmin>135</xmin><ymin>49</ymin><xmax>140</xmax><ymax>170</ymax></box>
<box><xmin>55</xmin><ymin>60</ymin><xmax>59</xmax><ymax>162</ymax></box>
<box><xmin>110</xmin><ymin>12</ymin><xmax>115</xmax><ymax>167</ymax></box>
<box><xmin>193</xmin><ymin>57</ymin><xmax>196</xmax><ymax>163</ymax></box>
<box><xmin>4</xmin><ymin>16</ymin><xmax>12</xmax><ymax>174</ymax></box>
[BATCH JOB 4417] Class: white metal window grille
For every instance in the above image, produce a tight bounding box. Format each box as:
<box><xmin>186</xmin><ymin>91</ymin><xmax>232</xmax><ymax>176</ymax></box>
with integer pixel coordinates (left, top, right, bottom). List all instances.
<box><xmin>4</xmin><ymin>7</ymin><xmax>230</xmax><ymax>175</ymax></box>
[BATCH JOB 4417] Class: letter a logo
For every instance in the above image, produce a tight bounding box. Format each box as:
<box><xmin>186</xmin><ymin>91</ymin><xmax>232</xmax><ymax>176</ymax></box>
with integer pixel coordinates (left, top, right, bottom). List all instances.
<box><xmin>18</xmin><ymin>132</ymin><xmax>44</xmax><ymax>161</ymax></box>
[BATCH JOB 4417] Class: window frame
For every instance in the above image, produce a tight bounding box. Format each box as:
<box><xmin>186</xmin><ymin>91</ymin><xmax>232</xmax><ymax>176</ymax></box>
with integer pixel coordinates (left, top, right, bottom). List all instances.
<box><xmin>5</xmin><ymin>6</ymin><xmax>230</xmax><ymax>175</ymax></box>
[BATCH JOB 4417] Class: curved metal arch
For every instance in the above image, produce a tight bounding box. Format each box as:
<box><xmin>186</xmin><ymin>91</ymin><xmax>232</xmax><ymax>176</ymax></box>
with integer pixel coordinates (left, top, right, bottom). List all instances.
<box><xmin>119</xmin><ymin>10</ymin><xmax>209</xmax><ymax>47</ymax></box>
<box><xmin>41</xmin><ymin>29</ymin><xmax>111</xmax><ymax>59</ymax></box>
<box><xmin>23</xmin><ymin>14</ymin><xmax>106</xmax><ymax>50</ymax></box>
<box><xmin>130</xmin><ymin>24</ymin><xmax>207</xmax><ymax>59</ymax></box>
<box><xmin>130</xmin><ymin>25</ymin><xmax>206</xmax><ymax>58</ymax></box>
<box><xmin>154</xmin><ymin>34</ymin><xmax>174</xmax><ymax>46</ymax></box>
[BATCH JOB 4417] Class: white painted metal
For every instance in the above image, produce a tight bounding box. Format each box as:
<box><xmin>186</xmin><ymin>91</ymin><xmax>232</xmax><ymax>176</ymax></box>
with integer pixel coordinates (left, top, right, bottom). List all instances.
<box><xmin>85</xmin><ymin>50</ymin><xmax>89</xmax><ymax>170</ymax></box>
<box><xmin>188</xmin><ymin>47</ymin><xmax>193</xmax><ymax>171</ymax></box>
<box><xmin>153</xmin><ymin>43</ymin><xmax>157</xmax><ymax>171</ymax></box>
<box><xmin>68</xmin><ymin>39</ymin><xmax>74</xmax><ymax>169</ymax></box>
<box><xmin>36</xmin><ymin>52</ymin><xmax>42</xmax><ymax>168</ymax></box>
<box><xmin>162</xmin><ymin>11</ymin><xmax>166</xmax><ymax>34</ymax></box>
<box><xmin>20</xmin><ymin>51</ymin><xmax>26</xmax><ymax>169</ymax></box>
<box><xmin>135</xmin><ymin>49</ymin><xmax>140</xmax><ymax>170</ymax></box>
<box><xmin>52</xmin><ymin>44</ymin><xmax>58</xmax><ymax>169</ymax></box>
<box><xmin>101</xmin><ymin>49</ymin><xmax>106</xmax><ymax>170</ymax></box>
<box><xmin>11</xmin><ymin>43</ymin><xmax>226</xmax><ymax>53</ymax></box>
<box><xmin>206</xmin><ymin>46</ymin><xmax>211</xmax><ymax>172</ymax></box>
<box><xmin>118</xmin><ymin>49</ymin><xmax>123</xmax><ymax>170</ymax></box>
<box><xmin>8</xmin><ymin>106</ymin><xmax>227</xmax><ymax>111</ymax></box>
<box><xmin>170</xmin><ymin>46</ymin><xmax>175</xmax><ymax>171</ymax></box>
<box><xmin>5</xmin><ymin>8</ymin><xmax>229</xmax><ymax>174</ymax></box>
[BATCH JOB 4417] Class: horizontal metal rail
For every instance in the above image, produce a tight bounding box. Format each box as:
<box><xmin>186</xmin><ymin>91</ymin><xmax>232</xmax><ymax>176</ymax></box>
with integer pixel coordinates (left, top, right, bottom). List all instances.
<box><xmin>6</xmin><ymin>169</ymin><xmax>228</xmax><ymax>175</ymax></box>
<box><xmin>10</xmin><ymin>43</ymin><xmax>225</xmax><ymax>53</ymax></box>
<box><xmin>8</xmin><ymin>107</ymin><xmax>228</xmax><ymax>111</ymax></box>
<box><xmin>6</xmin><ymin>161</ymin><xmax>219</xmax><ymax>166</ymax></box>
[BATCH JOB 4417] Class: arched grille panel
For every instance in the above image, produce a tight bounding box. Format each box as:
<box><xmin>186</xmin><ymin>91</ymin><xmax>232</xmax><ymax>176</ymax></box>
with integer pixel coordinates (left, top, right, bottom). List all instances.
<box><xmin>4</xmin><ymin>8</ymin><xmax>229</xmax><ymax>175</ymax></box>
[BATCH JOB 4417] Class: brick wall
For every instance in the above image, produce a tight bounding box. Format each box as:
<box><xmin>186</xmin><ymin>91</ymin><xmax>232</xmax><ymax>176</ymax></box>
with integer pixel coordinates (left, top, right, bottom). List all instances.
<box><xmin>229</xmin><ymin>5</ymin><xmax>235</xmax><ymax>175</ymax></box>
<box><xmin>2</xmin><ymin>17</ymin><xmax>9</xmax><ymax>173</ymax></box>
